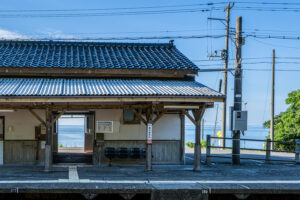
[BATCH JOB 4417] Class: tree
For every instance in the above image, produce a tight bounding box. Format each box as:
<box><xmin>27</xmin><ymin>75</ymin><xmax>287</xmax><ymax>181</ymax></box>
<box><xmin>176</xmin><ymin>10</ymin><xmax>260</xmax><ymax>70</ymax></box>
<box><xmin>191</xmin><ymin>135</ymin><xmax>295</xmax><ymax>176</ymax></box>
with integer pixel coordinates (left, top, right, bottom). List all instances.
<box><xmin>264</xmin><ymin>89</ymin><xmax>300</xmax><ymax>151</ymax></box>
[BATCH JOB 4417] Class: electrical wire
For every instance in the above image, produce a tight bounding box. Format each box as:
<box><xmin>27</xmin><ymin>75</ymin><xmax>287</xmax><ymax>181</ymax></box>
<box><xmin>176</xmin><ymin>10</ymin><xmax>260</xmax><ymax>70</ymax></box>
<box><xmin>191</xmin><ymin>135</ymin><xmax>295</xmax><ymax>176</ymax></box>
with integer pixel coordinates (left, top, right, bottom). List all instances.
<box><xmin>0</xmin><ymin>34</ymin><xmax>226</xmax><ymax>41</ymax></box>
<box><xmin>0</xmin><ymin>2</ymin><xmax>228</xmax><ymax>13</ymax></box>
<box><xmin>0</xmin><ymin>7</ymin><xmax>223</xmax><ymax>18</ymax></box>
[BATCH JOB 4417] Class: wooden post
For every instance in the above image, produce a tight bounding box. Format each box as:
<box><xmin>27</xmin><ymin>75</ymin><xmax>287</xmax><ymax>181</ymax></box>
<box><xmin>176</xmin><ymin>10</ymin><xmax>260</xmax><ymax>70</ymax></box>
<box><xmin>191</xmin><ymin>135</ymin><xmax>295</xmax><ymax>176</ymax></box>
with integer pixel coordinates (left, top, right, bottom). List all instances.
<box><xmin>270</xmin><ymin>49</ymin><xmax>275</xmax><ymax>150</ymax></box>
<box><xmin>295</xmin><ymin>139</ymin><xmax>300</xmax><ymax>164</ymax></box>
<box><xmin>265</xmin><ymin>139</ymin><xmax>271</xmax><ymax>164</ymax></box>
<box><xmin>206</xmin><ymin>135</ymin><xmax>211</xmax><ymax>165</ymax></box>
<box><xmin>201</xmin><ymin>119</ymin><xmax>204</xmax><ymax>141</ymax></box>
<box><xmin>45</xmin><ymin>106</ymin><xmax>53</xmax><ymax>172</ymax></box>
<box><xmin>180</xmin><ymin>113</ymin><xmax>185</xmax><ymax>164</ymax></box>
<box><xmin>192</xmin><ymin>108</ymin><xmax>205</xmax><ymax>172</ymax></box>
<box><xmin>145</xmin><ymin>108</ymin><xmax>153</xmax><ymax>172</ymax></box>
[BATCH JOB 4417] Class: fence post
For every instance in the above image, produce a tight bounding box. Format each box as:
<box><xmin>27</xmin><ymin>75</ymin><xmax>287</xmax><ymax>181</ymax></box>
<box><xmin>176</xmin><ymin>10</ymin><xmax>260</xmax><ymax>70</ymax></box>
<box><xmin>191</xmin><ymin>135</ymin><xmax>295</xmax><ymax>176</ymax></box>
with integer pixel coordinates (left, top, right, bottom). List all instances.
<box><xmin>295</xmin><ymin>139</ymin><xmax>300</xmax><ymax>164</ymax></box>
<box><xmin>206</xmin><ymin>135</ymin><xmax>211</xmax><ymax>165</ymax></box>
<box><xmin>265</xmin><ymin>139</ymin><xmax>271</xmax><ymax>164</ymax></box>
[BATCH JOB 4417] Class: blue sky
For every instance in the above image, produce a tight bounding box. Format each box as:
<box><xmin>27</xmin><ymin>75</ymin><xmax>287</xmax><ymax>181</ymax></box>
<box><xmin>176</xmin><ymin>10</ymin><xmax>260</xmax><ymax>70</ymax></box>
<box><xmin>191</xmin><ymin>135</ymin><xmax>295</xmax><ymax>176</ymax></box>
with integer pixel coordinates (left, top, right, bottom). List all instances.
<box><xmin>0</xmin><ymin>0</ymin><xmax>299</xmax><ymax>127</ymax></box>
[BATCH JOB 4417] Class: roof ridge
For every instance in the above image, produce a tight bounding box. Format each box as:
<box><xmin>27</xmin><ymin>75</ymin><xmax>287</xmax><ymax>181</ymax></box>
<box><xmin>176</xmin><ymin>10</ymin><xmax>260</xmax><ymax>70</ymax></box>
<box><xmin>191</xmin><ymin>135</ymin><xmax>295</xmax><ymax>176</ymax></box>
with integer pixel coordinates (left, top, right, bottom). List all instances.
<box><xmin>0</xmin><ymin>40</ymin><xmax>173</xmax><ymax>48</ymax></box>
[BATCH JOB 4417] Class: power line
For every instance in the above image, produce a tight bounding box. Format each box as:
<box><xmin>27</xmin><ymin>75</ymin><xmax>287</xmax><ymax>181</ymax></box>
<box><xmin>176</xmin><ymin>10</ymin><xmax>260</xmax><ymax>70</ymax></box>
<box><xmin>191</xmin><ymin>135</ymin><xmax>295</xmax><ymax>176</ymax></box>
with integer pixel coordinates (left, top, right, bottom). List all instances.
<box><xmin>0</xmin><ymin>2</ymin><xmax>227</xmax><ymax>12</ymax></box>
<box><xmin>244</xmin><ymin>69</ymin><xmax>300</xmax><ymax>71</ymax></box>
<box><xmin>0</xmin><ymin>34</ymin><xmax>226</xmax><ymax>41</ymax></box>
<box><xmin>236</xmin><ymin>2</ymin><xmax>300</xmax><ymax>6</ymax></box>
<box><xmin>0</xmin><ymin>28</ymin><xmax>226</xmax><ymax>37</ymax></box>
<box><xmin>0</xmin><ymin>7</ymin><xmax>223</xmax><ymax>18</ymax></box>
<box><xmin>198</xmin><ymin>68</ymin><xmax>300</xmax><ymax>72</ymax></box>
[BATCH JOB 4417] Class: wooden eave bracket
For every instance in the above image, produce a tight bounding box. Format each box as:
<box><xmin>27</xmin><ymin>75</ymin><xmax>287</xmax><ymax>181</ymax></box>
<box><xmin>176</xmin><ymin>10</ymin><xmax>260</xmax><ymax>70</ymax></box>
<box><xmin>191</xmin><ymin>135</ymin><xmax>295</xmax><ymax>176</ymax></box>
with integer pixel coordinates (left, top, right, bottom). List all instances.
<box><xmin>182</xmin><ymin>104</ymin><xmax>206</xmax><ymax>125</ymax></box>
<box><xmin>52</xmin><ymin>109</ymin><xmax>67</xmax><ymax>124</ymax></box>
<box><xmin>152</xmin><ymin>109</ymin><xmax>167</xmax><ymax>125</ymax></box>
<box><xmin>131</xmin><ymin>109</ymin><xmax>147</xmax><ymax>125</ymax></box>
<box><xmin>28</xmin><ymin>109</ymin><xmax>45</xmax><ymax>125</ymax></box>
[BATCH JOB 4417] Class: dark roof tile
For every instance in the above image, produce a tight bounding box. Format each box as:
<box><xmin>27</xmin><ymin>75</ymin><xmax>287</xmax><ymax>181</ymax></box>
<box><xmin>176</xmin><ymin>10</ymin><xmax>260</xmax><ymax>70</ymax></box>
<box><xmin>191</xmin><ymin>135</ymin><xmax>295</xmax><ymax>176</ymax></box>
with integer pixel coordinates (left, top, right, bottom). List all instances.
<box><xmin>0</xmin><ymin>40</ymin><xmax>198</xmax><ymax>71</ymax></box>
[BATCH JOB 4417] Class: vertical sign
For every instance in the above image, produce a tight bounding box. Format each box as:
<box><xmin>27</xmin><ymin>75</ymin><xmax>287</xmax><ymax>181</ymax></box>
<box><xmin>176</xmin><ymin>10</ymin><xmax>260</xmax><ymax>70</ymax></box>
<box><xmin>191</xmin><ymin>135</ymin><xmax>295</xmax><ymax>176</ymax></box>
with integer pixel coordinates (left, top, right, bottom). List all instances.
<box><xmin>147</xmin><ymin>123</ymin><xmax>152</xmax><ymax>144</ymax></box>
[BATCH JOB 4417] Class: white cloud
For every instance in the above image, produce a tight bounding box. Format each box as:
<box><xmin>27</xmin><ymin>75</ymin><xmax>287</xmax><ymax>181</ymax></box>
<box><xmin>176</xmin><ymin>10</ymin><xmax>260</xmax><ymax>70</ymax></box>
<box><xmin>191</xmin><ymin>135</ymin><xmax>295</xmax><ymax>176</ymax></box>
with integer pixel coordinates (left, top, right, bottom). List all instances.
<box><xmin>0</xmin><ymin>28</ymin><xmax>74</xmax><ymax>40</ymax></box>
<box><xmin>0</xmin><ymin>29</ymin><xmax>27</xmax><ymax>40</ymax></box>
<box><xmin>36</xmin><ymin>29</ymin><xmax>74</xmax><ymax>39</ymax></box>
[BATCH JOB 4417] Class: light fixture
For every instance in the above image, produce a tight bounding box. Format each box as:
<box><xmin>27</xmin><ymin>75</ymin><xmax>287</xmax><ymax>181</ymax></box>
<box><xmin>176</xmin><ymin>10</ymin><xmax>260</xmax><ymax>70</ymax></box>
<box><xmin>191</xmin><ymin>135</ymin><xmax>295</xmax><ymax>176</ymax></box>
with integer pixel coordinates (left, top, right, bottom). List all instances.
<box><xmin>0</xmin><ymin>109</ymin><xmax>15</xmax><ymax>112</ymax></box>
<box><xmin>164</xmin><ymin>105</ymin><xmax>199</xmax><ymax>109</ymax></box>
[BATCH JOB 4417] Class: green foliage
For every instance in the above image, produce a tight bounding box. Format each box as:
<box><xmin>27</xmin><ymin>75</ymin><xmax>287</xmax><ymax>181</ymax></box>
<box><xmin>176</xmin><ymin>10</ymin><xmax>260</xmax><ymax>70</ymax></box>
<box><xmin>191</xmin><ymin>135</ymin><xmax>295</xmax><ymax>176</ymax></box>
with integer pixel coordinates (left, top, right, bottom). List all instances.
<box><xmin>185</xmin><ymin>141</ymin><xmax>207</xmax><ymax>148</ymax></box>
<box><xmin>264</xmin><ymin>89</ymin><xmax>300</xmax><ymax>151</ymax></box>
<box><xmin>201</xmin><ymin>140</ymin><xmax>207</xmax><ymax>148</ymax></box>
<box><xmin>58</xmin><ymin>144</ymin><xmax>63</xmax><ymax>148</ymax></box>
<box><xmin>186</xmin><ymin>142</ymin><xmax>194</xmax><ymax>148</ymax></box>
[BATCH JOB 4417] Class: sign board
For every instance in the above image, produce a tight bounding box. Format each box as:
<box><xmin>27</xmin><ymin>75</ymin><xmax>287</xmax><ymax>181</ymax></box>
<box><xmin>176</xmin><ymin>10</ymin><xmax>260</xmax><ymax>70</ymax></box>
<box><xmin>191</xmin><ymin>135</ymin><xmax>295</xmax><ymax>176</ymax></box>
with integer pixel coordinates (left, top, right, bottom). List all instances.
<box><xmin>96</xmin><ymin>121</ymin><xmax>113</xmax><ymax>133</ymax></box>
<box><xmin>40</xmin><ymin>124</ymin><xmax>46</xmax><ymax>135</ymax></box>
<box><xmin>147</xmin><ymin>123</ymin><xmax>152</xmax><ymax>144</ymax></box>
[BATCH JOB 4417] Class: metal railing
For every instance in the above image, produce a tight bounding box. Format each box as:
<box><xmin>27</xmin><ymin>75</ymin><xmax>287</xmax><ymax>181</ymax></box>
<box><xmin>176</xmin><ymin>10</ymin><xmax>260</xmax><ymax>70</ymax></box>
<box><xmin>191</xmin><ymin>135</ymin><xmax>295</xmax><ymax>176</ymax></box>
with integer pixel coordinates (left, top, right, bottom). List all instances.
<box><xmin>206</xmin><ymin>135</ymin><xmax>300</xmax><ymax>165</ymax></box>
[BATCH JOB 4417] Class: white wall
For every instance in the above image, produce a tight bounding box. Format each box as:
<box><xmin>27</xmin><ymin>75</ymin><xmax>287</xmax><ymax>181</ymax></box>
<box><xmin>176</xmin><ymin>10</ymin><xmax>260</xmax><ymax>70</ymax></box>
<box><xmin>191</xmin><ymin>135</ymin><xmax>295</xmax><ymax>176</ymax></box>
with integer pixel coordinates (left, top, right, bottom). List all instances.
<box><xmin>95</xmin><ymin>109</ymin><xmax>180</xmax><ymax>140</ymax></box>
<box><xmin>1</xmin><ymin>109</ymin><xmax>180</xmax><ymax>141</ymax></box>
<box><xmin>2</xmin><ymin>109</ymin><xmax>45</xmax><ymax>140</ymax></box>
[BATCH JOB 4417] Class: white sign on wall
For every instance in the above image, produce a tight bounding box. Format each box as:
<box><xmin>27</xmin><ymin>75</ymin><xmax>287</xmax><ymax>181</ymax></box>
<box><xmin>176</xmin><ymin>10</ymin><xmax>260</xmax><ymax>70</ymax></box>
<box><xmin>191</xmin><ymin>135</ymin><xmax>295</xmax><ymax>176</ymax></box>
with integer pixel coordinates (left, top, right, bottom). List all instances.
<box><xmin>147</xmin><ymin>123</ymin><xmax>152</xmax><ymax>144</ymax></box>
<box><xmin>96</xmin><ymin>121</ymin><xmax>113</xmax><ymax>133</ymax></box>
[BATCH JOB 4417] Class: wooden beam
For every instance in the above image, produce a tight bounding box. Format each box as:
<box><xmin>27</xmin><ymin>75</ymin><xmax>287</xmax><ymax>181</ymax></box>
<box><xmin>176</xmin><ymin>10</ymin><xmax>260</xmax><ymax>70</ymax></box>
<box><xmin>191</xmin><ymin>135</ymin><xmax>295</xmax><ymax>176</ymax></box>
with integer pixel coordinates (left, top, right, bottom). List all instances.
<box><xmin>182</xmin><ymin>110</ymin><xmax>197</xmax><ymax>125</ymax></box>
<box><xmin>131</xmin><ymin>109</ymin><xmax>147</xmax><ymax>125</ymax></box>
<box><xmin>192</xmin><ymin>105</ymin><xmax>206</xmax><ymax>172</ymax></box>
<box><xmin>0</xmin><ymin>103</ymin><xmax>155</xmax><ymax>110</ymax></box>
<box><xmin>152</xmin><ymin>109</ymin><xmax>167</xmax><ymax>125</ymax></box>
<box><xmin>28</xmin><ymin>109</ymin><xmax>45</xmax><ymax>125</ymax></box>
<box><xmin>45</xmin><ymin>107</ymin><xmax>53</xmax><ymax>172</ymax></box>
<box><xmin>0</xmin><ymin>67</ymin><xmax>197</xmax><ymax>78</ymax></box>
<box><xmin>180</xmin><ymin>113</ymin><xmax>185</xmax><ymax>164</ymax></box>
<box><xmin>0</xmin><ymin>96</ymin><xmax>225</xmax><ymax>103</ymax></box>
<box><xmin>52</xmin><ymin>109</ymin><xmax>67</xmax><ymax>124</ymax></box>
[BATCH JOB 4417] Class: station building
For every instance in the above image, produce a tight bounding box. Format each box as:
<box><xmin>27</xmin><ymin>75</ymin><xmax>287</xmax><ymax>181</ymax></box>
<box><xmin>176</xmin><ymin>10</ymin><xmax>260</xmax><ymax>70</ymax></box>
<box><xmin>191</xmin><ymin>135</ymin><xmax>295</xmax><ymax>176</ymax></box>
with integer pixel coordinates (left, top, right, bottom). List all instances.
<box><xmin>0</xmin><ymin>40</ymin><xmax>223</xmax><ymax>171</ymax></box>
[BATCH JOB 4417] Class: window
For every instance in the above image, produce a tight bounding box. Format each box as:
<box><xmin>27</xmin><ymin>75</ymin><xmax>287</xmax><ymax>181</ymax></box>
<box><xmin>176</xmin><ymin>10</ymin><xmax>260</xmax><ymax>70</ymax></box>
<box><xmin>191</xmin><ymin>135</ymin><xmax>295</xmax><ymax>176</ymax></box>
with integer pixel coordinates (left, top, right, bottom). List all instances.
<box><xmin>123</xmin><ymin>109</ymin><xmax>140</xmax><ymax>124</ymax></box>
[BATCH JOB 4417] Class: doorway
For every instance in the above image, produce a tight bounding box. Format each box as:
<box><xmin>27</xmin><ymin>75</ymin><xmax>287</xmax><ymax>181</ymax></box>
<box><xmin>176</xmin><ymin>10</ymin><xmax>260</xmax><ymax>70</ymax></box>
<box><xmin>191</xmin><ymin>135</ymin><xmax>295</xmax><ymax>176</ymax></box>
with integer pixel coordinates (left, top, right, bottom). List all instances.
<box><xmin>53</xmin><ymin>112</ymin><xmax>94</xmax><ymax>164</ymax></box>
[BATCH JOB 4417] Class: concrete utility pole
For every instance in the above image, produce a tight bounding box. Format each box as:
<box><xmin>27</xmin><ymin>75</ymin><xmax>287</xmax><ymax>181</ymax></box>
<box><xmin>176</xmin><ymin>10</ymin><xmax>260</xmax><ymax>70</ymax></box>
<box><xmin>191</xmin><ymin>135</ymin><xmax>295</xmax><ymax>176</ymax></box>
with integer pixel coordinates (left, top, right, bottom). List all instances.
<box><xmin>213</xmin><ymin>79</ymin><xmax>223</xmax><ymax>146</ymax></box>
<box><xmin>222</xmin><ymin>3</ymin><xmax>234</xmax><ymax>148</ymax></box>
<box><xmin>232</xmin><ymin>16</ymin><xmax>243</xmax><ymax>165</ymax></box>
<box><xmin>270</xmin><ymin>49</ymin><xmax>275</xmax><ymax>150</ymax></box>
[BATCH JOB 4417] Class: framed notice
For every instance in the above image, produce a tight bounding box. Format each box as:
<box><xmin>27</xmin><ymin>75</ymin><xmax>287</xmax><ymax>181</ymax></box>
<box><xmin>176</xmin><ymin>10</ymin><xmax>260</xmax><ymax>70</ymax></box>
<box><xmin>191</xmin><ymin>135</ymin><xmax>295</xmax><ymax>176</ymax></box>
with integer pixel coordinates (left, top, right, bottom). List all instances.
<box><xmin>96</xmin><ymin>121</ymin><xmax>113</xmax><ymax>133</ymax></box>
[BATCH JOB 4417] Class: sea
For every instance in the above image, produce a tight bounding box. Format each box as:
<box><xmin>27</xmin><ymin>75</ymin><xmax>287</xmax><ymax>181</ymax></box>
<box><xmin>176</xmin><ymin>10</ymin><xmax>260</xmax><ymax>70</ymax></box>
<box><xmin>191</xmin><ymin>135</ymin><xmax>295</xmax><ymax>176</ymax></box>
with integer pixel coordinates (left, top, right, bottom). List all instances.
<box><xmin>58</xmin><ymin>124</ymin><xmax>269</xmax><ymax>149</ymax></box>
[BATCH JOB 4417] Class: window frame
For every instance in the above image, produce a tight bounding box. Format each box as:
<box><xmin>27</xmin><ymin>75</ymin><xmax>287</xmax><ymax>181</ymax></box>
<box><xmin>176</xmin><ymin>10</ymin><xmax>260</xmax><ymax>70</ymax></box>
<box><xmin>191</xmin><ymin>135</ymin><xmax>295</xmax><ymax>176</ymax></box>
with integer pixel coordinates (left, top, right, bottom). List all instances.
<box><xmin>122</xmin><ymin>109</ymin><xmax>140</xmax><ymax>124</ymax></box>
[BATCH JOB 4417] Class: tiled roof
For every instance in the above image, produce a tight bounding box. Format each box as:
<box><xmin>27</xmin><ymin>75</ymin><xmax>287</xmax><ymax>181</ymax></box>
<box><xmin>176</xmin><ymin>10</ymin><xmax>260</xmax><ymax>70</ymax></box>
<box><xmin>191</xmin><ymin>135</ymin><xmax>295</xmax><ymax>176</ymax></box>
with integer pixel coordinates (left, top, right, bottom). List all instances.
<box><xmin>0</xmin><ymin>78</ymin><xmax>223</xmax><ymax>97</ymax></box>
<box><xmin>0</xmin><ymin>40</ymin><xmax>198</xmax><ymax>71</ymax></box>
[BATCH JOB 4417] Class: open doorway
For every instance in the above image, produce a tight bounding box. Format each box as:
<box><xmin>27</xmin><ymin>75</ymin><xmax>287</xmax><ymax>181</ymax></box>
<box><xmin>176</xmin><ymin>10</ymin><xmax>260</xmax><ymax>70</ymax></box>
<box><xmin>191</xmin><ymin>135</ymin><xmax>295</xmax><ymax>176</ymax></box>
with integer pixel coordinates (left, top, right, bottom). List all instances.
<box><xmin>58</xmin><ymin>115</ymin><xmax>85</xmax><ymax>153</ymax></box>
<box><xmin>53</xmin><ymin>112</ymin><xmax>94</xmax><ymax>164</ymax></box>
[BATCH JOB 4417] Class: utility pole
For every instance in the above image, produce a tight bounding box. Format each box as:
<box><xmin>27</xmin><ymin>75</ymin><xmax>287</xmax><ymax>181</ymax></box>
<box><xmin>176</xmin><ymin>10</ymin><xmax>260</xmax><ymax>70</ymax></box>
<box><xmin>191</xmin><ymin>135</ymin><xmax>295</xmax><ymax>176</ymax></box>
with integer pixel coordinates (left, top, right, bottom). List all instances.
<box><xmin>270</xmin><ymin>49</ymin><xmax>275</xmax><ymax>150</ymax></box>
<box><xmin>213</xmin><ymin>79</ymin><xmax>223</xmax><ymax>146</ymax></box>
<box><xmin>232</xmin><ymin>16</ymin><xmax>243</xmax><ymax>165</ymax></box>
<box><xmin>208</xmin><ymin>3</ymin><xmax>234</xmax><ymax>148</ymax></box>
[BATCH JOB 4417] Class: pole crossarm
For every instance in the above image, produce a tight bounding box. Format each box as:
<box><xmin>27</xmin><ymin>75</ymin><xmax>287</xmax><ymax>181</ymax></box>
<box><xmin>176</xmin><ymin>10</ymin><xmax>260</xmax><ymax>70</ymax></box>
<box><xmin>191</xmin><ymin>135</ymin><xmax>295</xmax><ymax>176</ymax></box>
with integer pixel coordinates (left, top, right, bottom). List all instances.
<box><xmin>28</xmin><ymin>109</ymin><xmax>45</xmax><ymax>125</ymax></box>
